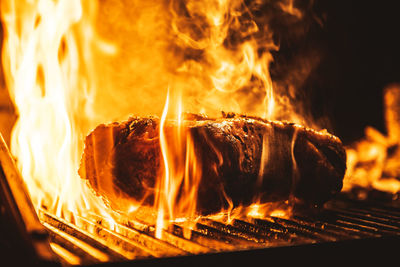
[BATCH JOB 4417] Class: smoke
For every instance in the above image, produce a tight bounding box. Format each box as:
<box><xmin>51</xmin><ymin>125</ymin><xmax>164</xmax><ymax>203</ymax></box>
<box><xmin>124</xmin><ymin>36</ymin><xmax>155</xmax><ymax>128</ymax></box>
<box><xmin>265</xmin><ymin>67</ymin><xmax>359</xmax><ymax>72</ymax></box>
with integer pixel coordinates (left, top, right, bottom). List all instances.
<box><xmin>85</xmin><ymin>0</ymin><xmax>326</xmax><ymax>129</ymax></box>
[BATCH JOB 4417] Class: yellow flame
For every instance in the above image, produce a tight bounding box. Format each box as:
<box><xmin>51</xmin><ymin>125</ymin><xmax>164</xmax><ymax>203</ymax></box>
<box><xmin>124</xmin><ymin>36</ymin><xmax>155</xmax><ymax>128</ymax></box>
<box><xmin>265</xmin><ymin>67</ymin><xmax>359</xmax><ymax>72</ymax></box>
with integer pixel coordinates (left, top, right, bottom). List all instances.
<box><xmin>4</xmin><ymin>1</ymin><xmax>399</xmax><ymax>241</ymax></box>
<box><xmin>155</xmin><ymin>89</ymin><xmax>170</xmax><ymax>239</ymax></box>
<box><xmin>1</xmin><ymin>0</ymin><xmax>114</xmax><ymax>220</ymax></box>
<box><xmin>1</xmin><ymin>0</ymin><xmax>311</xmax><ymax>232</ymax></box>
<box><xmin>155</xmin><ymin>89</ymin><xmax>203</xmax><ymax>238</ymax></box>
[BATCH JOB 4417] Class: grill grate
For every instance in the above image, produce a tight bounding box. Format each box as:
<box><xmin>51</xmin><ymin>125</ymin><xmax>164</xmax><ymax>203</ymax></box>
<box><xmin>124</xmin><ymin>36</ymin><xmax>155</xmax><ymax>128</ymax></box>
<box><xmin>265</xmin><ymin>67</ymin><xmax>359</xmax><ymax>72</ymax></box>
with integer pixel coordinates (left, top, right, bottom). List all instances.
<box><xmin>39</xmin><ymin>196</ymin><xmax>400</xmax><ymax>266</ymax></box>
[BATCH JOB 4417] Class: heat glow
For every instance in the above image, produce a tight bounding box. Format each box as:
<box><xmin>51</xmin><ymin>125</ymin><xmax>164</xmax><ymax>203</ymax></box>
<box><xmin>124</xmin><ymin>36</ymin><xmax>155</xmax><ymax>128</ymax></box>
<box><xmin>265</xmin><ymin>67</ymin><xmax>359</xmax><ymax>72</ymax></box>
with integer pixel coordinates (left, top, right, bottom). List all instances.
<box><xmin>2</xmin><ymin>0</ymin><xmax>378</xmax><ymax>244</ymax></box>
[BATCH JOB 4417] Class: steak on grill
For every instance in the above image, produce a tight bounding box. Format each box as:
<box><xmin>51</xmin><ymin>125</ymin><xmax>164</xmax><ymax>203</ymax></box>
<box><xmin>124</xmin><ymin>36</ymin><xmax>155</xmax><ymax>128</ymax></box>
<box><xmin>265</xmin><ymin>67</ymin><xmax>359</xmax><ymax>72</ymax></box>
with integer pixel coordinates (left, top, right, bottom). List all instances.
<box><xmin>78</xmin><ymin>113</ymin><xmax>346</xmax><ymax>214</ymax></box>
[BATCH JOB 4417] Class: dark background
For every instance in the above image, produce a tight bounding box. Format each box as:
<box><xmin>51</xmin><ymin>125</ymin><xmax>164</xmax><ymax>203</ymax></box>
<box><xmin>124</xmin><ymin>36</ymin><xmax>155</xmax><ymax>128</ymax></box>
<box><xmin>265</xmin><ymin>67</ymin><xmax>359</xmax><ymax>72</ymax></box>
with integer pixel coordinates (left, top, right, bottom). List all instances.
<box><xmin>271</xmin><ymin>0</ymin><xmax>400</xmax><ymax>144</ymax></box>
<box><xmin>325</xmin><ymin>0</ymin><xmax>400</xmax><ymax>143</ymax></box>
<box><xmin>1</xmin><ymin>0</ymin><xmax>400</xmax><ymax>145</ymax></box>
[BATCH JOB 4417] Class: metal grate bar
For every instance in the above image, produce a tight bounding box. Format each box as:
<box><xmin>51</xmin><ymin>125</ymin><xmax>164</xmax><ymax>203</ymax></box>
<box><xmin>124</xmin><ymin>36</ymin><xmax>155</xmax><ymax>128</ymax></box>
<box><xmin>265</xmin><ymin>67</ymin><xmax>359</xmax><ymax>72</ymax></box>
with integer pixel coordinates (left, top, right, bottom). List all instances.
<box><xmin>223</xmin><ymin>218</ymin><xmax>307</xmax><ymax>244</ymax></box>
<box><xmin>43</xmin><ymin>222</ymin><xmax>112</xmax><ymax>265</ymax></box>
<box><xmin>325</xmin><ymin>210</ymin><xmax>400</xmax><ymax>236</ymax></box>
<box><xmin>168</xmin><ymin>223</ymin><xmax>238</xmax><ymax>251</ymax></box>
<box><xmin>326</xmin><ymin>207</ymin><xmax>400</xmax><ymax>231</ymax></box>
<box><xmin>40</xmin><ymin>197</ymin><xmax>400</xmax><ymax>265</ymax></box>
<box><xmin>293</xmin><ymin>214</ymin><xmax>377</xmax><ymax>239</ymax></box>
<box><xmin>83</xmin><ymin>212</ymin><xmax>188</xmax><ymax>257</ymax></box>
<box><xmin>197</xmin><ymin>218</ymin><xmax>275</xmax><ymax>244</ymax></box>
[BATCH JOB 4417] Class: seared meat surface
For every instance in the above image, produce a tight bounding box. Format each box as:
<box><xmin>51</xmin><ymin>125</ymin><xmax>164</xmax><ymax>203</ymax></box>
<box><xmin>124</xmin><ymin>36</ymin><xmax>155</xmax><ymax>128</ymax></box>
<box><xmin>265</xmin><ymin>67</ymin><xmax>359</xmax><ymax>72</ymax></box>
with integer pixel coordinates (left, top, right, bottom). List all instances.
<box><xmin>79</xmin><ymin>114</ymin><xmax>346</xmax><ymax>214</ymax></box>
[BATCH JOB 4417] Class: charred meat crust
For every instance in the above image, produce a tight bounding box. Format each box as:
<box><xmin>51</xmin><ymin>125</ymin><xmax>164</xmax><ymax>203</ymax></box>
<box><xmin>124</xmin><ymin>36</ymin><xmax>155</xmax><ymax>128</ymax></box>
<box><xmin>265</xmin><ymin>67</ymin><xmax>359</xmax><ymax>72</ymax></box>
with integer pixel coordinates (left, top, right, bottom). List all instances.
<box><xmin>79</xmin><ymin>114</ymin><xmax>346</xmax><ymax>214</ymax></box>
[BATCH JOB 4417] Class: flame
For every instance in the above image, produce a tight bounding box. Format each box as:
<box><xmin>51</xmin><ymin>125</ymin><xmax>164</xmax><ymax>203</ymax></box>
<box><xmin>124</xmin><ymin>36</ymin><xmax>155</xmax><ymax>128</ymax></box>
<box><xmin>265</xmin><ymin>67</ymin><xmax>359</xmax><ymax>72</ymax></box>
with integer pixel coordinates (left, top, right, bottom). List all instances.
<box><xmin>155</xmin><ymin>91</ymin><xmax>171</xmax><ymax>239</ymax></box>
<box><xmin>2</xmin><ymin>1</ymin><xmax>399</xmax><ymax>252</ymax></box>
<box><xmin>148</xmin><ymin>0</ymin><xmax>309</xmax><ymax>231</ymax></box>
<box><xmin>278</xmin><ymin>0</ymin><xmax>302</xmax><ymax>19</ymax></box>
<box><xmin>168</xmin><ymin>0</ymin><xmax>278</xmax><ymax>118</ymax></box>
<box><xmin>0</xmin><ymin>0</ymin><xmax>115</xmax><ymax>220</ymax></box>
<box><xmin>343</xmin><ymin>84</ymin><xmax>400</xmax><ymax>197</ymax></box>
<box><xmin>0</xmin><ymin>0</ymin><xmax>312</xmax><ymax>241</ymax></box>
<box><xmin>155</xmin><ymin>90</ymin><xmax>202</xmax><ymax>238</ymax></box>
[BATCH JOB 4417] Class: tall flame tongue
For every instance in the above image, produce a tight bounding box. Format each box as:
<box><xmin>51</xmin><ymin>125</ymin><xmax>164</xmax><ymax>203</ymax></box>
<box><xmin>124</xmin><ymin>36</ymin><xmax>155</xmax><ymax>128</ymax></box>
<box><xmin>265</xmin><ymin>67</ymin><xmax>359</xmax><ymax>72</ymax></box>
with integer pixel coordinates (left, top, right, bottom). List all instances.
<box><xmin>1</xmin><ymin>0</ymin><xmax>115</xmax><ymax>221</ymax></box>
<box><xmin>155</xmin><ymin>90</ymin><xmax>202</xmax><ymax>239</ymax></box>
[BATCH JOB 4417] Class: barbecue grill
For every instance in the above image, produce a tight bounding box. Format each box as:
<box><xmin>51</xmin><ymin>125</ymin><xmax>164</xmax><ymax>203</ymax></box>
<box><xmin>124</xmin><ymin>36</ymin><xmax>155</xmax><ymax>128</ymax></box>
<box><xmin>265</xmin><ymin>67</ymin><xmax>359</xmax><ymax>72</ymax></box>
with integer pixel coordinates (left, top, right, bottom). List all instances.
<box><xmin>1</xmin><ymin>1</ymin><xmax>400</xmax><ymax>266</ymax></box>
<box><xmin>1</xmin><ymin>132</ymin><xmax>399</xmax><ymax>266</ymax></box>
<box><xmin>39</xmin><ymin>198</ymin><xmax>400</xmax><ymax>265</ymax></box>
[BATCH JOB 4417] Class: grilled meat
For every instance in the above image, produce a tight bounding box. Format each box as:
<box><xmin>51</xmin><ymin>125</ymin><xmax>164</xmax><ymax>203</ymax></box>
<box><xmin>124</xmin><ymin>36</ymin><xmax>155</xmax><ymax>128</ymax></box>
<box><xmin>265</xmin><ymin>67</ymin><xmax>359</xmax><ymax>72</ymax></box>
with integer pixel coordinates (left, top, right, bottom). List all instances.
<box><xmin>79</xmin><ymin>113</ymin><xmax>346</xmax><ymax>214</ymax></box>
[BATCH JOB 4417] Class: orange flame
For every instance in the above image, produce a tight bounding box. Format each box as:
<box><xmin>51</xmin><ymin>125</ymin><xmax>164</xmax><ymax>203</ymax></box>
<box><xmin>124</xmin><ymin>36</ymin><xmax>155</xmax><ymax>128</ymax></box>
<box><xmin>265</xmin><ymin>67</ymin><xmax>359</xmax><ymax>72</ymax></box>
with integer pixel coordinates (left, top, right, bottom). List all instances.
<box><xmin>343</xmin><ymin>84</ymin><xmax>400</xmax><ymax>197</ymax></box>
<box><xmin>1</xmin><ymin>0</ymin><xmax>312</xmax><ymax>236</ymax></box>
<box><xmin>168</xmin><ymin>0</ymin><xmax>278</xmax><ymax>119</ymax></box>
<box><xmin>155</xmin><ymin>90</ymin><xmax>202</xmax><ymax>238</ymax></box>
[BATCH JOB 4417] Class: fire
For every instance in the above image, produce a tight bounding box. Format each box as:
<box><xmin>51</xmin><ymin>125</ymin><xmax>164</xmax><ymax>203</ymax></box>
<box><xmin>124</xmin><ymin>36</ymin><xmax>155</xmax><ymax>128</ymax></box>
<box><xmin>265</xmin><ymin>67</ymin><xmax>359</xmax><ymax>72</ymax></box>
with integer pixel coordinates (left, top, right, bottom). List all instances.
<box><xmin>149</xmin><ymin>0</ymin><xmax>309</xmax><ymax>234</ymax></box>
<box><xmin>154</xmin><ymin>90</ymin><xmax>204</xmax><ymax>238</ymax></box>
<box><xmin>169</xmin><ymin>0</ymin><xmax>278</xmax><ymax>118</ymax></box>
<box><xmin>0</xmin><ymin>0</ymin><xmax>115</xmax><ymax>220</ymax></box>
<box><xmin>1</xmin><ymin>0</ymin><xmax>348</xmax><ymax>248</ymax></box>
<box><xmin>343</xmin><ymin>84</ymin><xmax>400</xmax><ymax>198</ymax></box>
